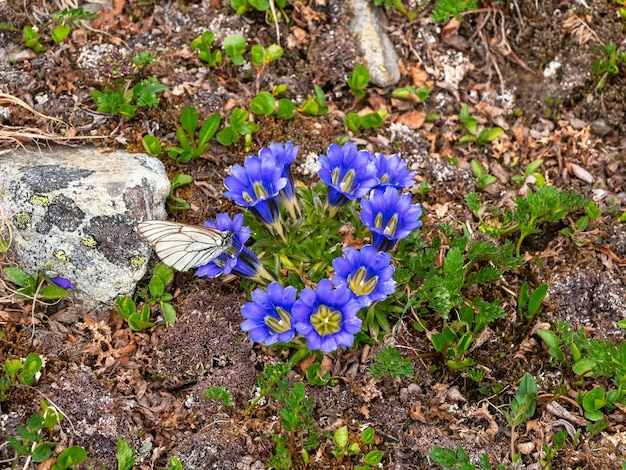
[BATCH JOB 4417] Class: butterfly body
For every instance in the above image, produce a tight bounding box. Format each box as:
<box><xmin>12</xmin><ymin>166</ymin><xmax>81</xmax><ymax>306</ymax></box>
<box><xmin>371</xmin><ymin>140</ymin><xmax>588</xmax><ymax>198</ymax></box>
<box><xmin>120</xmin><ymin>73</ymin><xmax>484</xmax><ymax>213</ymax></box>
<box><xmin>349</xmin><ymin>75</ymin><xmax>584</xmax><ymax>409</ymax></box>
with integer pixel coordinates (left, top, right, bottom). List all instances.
<box><xmin>137</xmin><ymin>220</ymin><xmax>234</xmax><ymax>272</ymax></box>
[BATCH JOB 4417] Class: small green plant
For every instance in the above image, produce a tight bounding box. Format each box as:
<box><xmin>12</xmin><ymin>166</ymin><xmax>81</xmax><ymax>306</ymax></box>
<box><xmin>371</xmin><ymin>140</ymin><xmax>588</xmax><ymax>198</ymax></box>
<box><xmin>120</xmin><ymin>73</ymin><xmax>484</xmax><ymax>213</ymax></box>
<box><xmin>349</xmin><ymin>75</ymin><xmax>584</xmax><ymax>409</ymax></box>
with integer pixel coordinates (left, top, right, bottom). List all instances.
<box><xmin>116</xmin><ymin>263</ymin><xmax>176</xmax><ymax>330</ymax></box>
<box><xmin>392</xmin><ymin>84</ymin><xmax>430</xmax><ymax>102</ymax></box>
<box><xmin>231</xmin><ymin>0</ymin><xmax>288</xmax><ymax>19</ymax></box>
<box><xmin>305</xmin><ymin>362</ymin><xmax>331</xmax><ymax>386</ymax></box>
<box><xmin>591</xmin><ymin>43</ymin><xmax>626</xmax><ymax>92</ymax></box>
<box><xmin>52</xmin><ymin>446</ymin><xmax>88</xmax><ymax>470</ymax></box>
<box><xmin>223</xmin><ymin>33</ymin><xmax>247</xmax><ymax>65</ymax></box>
<box><xmin>511</xmin><ymin>158</ymin><xmax>545</xmax><ymax>186</ymax></box>
<box><xmin>429</xmin><ymin>446</ymin><xmax>493</xmax><ymax>469</ymax></box>
<box><xmin>561</xmin><ymin>200</ymin><xmax>602</xmax><ymax>247</ymax></box>
<box><xmin>459</xmin><ymin>104</ymin><xmax>504</xmax><ymax>146</ymax></box>
<box><xmin>543</xmin><ymin>96</ymin><xmax>564</xmax><ymax>121</ymax></box>
<box><xmin>251</xmin><ymin>43</ymin><xmax>284</xmax><ymax>92</ymax></box>
<box><xmin>345</xmin><ymin>110</ymin><xmax>387</xmax><ymax>134</ymax></box>
<box><xmin>347</xmin><ymin>65</ymin><xmax>370</xmax><ymax>100</ymax></box>
<box><xmin>298</xmin><ymin>84</ymin><xmax>328</xmax><ymax>116</ymax></box>
<box><xmin>466</xmin><ymin>185</ymin><xmax>588</xmax><ymax>256</ymax></box>
<box><xmin>167</xmin><ymin>173</ymin><xmax>194</xmax><ymax>211</ymax></box>
<box><xmin>191</xmin><ymin>31</ymin><xmax>223</xmax><ymax>68</ymax></box>
<box><xmin>153</xmin><ymin>106</ymin><xmax>221</xmax><ymax>163</ymax></box>
<box><xmin>160</xmin><ymin>456</ymin><xmax>184</xmax><ymax>470</ymax></box>
<box><xmin>1</xmin><ymin>352</ymin><xmax>44</xmax><ymax>401</ymax></box>
<box><xmin>517</xmin><ymin>282</ymin><xmax>549</xmax><ymax>322</ymax></box>
<box><xmin>8</xmin><ymin>401</ymin><xmax>64</xmax><ymax>467</ymax></box>
<box><xmin>540</xmin><ymin>429</ymin><xmax>570</xmax><ymax>470</ymax></box>
<box><xmin>205</xmin><ymin>385</ymin><xmax>234</xmax><ymax>409</ymax></box>
<box><xmin>398</xmin><ymin>227</ymin><xmax>521</xmax><ymax>371</ymax></box>
<box><xmin>504</xmin><ymin>373</ymin><xmax>538</xmax><ymax>460</ymax></box>
<box><xmin>92</xmin><ymin>51</ymin><xmax>167</xmax><ymax>118</ymax></box>
<box><xmin>331</xmin><ymin>426</ymin><xmax>382</xmax><ymax>469</ymax></box>
<box><xmin>3</xmin><ymin>266</ymin><xmax>73</xmax><ymax>302</ymax></box>
<box><xmin>369</xmin><ymin>346</ymin><xmax>414</xmax><ymax>379</ymax></box>
<box><xmin>216</xmin><ymin>108</ymin><xmax>258</xmax><ymax>149</ymax></box>
<box><xmin>116</xmin><ymin>437</ymin><xmax>135</xmax><ymax>470</ymax></box>
<box><xmin>23</xmin><ymin>7</ymin><xmax>97</xmax><ymax>52</ymax></box>
<box><xmin>431</xmin><ymin>0</ymin><xmax>479</xmax><ymax>23</ymax></box>
<box><xmin>470</xmin><ymin>159</ymin><xmax>497</xmax><ymax>190</ymax></box>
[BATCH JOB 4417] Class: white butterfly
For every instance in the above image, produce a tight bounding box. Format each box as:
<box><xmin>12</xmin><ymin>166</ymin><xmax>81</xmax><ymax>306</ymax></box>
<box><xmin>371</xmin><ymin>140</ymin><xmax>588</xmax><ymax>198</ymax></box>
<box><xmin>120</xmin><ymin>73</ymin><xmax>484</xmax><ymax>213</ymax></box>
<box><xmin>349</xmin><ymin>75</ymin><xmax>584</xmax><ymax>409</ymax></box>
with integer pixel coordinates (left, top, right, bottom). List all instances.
<box><xmin>137</xmin><ymin>220</ymin><xmax>234</xmax><ymax>272</ymax></box>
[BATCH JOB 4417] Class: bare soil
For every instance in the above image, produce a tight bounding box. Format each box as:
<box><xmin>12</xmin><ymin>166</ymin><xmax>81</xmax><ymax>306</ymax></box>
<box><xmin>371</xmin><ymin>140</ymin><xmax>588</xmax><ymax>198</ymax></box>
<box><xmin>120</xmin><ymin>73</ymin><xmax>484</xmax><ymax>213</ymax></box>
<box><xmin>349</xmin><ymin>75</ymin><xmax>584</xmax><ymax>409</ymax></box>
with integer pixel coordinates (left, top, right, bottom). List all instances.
<box><xmin>0</xmin><ymin>0</ymin><xmax>625</xmax><ymax>469</ymax></box>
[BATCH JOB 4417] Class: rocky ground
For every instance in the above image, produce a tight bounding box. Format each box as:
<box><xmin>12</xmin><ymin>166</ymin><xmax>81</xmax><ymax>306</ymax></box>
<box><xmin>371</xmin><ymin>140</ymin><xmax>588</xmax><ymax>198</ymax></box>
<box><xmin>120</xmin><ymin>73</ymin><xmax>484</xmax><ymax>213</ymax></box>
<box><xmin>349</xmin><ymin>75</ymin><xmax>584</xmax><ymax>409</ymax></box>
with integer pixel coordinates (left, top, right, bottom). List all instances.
<box><xmin>0</xmin><ymin>0</ymin><xmax>625</xmax><ymax>469</ymax></box>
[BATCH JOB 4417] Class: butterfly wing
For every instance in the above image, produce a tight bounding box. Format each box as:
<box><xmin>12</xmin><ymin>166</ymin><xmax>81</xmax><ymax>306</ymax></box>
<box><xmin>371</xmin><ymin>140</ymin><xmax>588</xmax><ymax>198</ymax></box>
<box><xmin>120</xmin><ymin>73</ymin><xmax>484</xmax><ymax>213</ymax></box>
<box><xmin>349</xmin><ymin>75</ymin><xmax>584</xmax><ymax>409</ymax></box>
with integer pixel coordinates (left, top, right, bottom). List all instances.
<box><xmin>137</xmin><ymin>220</ymin><xmax>233</xmax><ymax>272</ymax></box>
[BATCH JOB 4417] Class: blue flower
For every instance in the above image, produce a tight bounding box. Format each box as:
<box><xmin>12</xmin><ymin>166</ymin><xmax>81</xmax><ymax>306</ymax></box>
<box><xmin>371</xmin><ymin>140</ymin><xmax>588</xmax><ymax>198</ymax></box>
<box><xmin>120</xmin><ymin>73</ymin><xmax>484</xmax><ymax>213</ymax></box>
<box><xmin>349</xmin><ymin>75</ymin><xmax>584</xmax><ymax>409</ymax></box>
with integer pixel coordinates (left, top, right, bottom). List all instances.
<box><xmin>260</xmin><ymin>142</ymin><xmax>302</xmax><ymax>221</ymax></box>
<box><xmin>49</xmin><ymin>275</ymin><xmax>74</xmax><ymax>290</ymax></box>
<box><xmin>292</xmin><ymin>279</ymin><xmax>363</xmax><ymax>353</ymax></box>
<box><xmin>373</xmin><ymin>153</ymin><xmax>416</xmax><ymax>190</ymax></box>
<box><xmin>318</xmin><ymin>142</ymin><xmax>378</xmax><ymax>217</ymax></box>
<box><xmin>241</xmin><ymin>282</ymin><xmax>297</xmax><ymax>346</ymax></box>
<box><xmin>360</xmin><ymin>186</ymin><xmax>423</xmax><ymax>252</ymax></box>
<box><xmin>332</xmin><ymin>245</ymin><xmax>396</xmax><ymax>307</ymax></box>
<box><xmin>195</xmin><ymin>213</ymin><xmax>276</xmax><ymax>284</ymax></box>
<box><xmin>224</xmin><ymin>155</ymin><xmax>288</xmax><ymax>241</ymax></box>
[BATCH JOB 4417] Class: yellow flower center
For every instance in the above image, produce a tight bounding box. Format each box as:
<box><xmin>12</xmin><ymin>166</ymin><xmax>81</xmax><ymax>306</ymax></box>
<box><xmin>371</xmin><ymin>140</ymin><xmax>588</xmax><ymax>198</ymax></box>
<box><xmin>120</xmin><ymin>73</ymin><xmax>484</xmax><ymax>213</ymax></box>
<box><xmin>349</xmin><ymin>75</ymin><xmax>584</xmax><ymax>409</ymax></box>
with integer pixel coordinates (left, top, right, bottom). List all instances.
<box><xmin>348</xmin><ymin>267</ymin><xmax>378</xmax><ymax>296</ymax></box>
<box><xmin>331</xmin><ymin>168</ymin><xmax>355</xmax><ymax>193</ymax></box>
<box><xmin>383</xmin><ymin>214</ymin><xmax>398</xmax><ymax>236</ymax></box>
<box><xmin>264</xmin><ymin>307</ymin><xmax>292</xmax><ymax>334</ymax></box>
<box><xmin>310</xmin><ymin>305</ymin><xmax>342</xmax><ymax>336</ymax></box>
<box><xmin>254</xmin><ymin>182</ymin><xmax>269</xmax><ymax>199</ymax></box>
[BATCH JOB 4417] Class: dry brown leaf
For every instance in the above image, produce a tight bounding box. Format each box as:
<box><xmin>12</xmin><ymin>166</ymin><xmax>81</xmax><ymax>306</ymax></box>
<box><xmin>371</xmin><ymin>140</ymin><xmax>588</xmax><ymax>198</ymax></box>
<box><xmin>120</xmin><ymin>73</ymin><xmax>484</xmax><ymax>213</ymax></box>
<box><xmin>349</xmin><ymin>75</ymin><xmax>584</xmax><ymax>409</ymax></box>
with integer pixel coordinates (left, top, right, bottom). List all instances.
<box><xmin>395</xmin><ymin>110</ymin><xmax>426</xmax><ymax>129</ymax></box>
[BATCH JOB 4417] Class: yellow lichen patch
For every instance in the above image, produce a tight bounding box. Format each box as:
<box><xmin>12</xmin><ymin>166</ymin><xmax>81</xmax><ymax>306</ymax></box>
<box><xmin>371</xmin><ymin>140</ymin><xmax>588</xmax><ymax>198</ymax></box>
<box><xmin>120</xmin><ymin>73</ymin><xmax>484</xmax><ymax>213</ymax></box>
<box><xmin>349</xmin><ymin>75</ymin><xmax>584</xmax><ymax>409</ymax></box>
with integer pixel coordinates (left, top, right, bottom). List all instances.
<box><xmin>81</xmin><ymin>236</ymin><xmax>97</xmax><ymax>248</ymax></box>
<box><xmin>14</xmin><ymin>214</ymin><xmax>31</xmax><ymax>230</ymax></box>
<box><xmin>29</xmin><ymin>194</ymin><xmax>49</xmax><ymax>207</ymax></box>
<box><xmin>130</xmin><ymin>255</ymin><xmax>146</xmax><ymax>271</ymax></box>
<box><xmin>54</xmin><ymin>249</ymin><xmax>69</xmax><ymax>262</ymax></box>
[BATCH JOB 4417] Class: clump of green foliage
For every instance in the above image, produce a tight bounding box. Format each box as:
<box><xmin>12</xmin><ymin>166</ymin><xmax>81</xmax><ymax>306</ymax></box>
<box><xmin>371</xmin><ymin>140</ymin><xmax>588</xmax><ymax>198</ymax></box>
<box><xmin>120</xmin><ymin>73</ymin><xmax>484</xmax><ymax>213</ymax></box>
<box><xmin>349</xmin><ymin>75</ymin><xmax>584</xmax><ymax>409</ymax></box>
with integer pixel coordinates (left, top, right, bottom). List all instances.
<box><xmin>431</xmin><ymin>0</ymin><xmax>479</xmax><ymax>23</ymax></box>
<box><xmin>116</xmin><ymin>262</ymin><xmax>176</xmax><ymax>330</ymax></box>
<box><xmin>459</xmin><ymin>104</ymin><xmax>504</xmax><ymax>147</ymax></box>
<box><xmin>466</xmin><ymin>185</ymin><xmax>589</xmax><ymax>256</ymax></box>
<box><xmin>92</xmin><ymin>51</ymin><xmax>167</xmax><ymax>118</ymax></box>
<box><xmin>23</xmin><ymin>7</ymin><xmax>97</xmax><ymax>53</ymax></box>
<box><xmin>592</xmin><ymin>43</ymin><xmax>626</xmax><ymax>92</ymax></box>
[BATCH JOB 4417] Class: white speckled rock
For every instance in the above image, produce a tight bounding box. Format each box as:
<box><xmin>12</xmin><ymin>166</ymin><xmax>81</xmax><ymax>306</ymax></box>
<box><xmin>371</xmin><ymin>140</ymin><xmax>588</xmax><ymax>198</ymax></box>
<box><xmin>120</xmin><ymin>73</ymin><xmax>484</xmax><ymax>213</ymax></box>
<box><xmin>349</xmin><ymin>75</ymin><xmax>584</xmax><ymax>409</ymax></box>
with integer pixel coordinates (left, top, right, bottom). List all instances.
<box><xmin>0</xmin><ymin>147</ymin><xmax>170</xmax><ymax>308</ymax></box>
<box><xmin>348</xmin><ymin>0</ymin><xmax>401</xmax><ymax>87</ymax></box>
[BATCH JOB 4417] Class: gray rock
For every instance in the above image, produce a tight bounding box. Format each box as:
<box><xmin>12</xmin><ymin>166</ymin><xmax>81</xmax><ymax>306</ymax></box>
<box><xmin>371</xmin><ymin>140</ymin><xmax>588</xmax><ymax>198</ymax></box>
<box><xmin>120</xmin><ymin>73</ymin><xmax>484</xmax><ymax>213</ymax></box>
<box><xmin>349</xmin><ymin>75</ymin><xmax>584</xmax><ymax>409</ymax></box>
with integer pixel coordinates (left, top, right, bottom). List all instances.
<box><xmin>0</xmin><ymin>147</ymin><xmax>170</xmax><ymax>308</ymax></box>
<box><xmin>348</xmin><ymin>0</ymin><xmax>401</xmax><ymax>87</ymax></box>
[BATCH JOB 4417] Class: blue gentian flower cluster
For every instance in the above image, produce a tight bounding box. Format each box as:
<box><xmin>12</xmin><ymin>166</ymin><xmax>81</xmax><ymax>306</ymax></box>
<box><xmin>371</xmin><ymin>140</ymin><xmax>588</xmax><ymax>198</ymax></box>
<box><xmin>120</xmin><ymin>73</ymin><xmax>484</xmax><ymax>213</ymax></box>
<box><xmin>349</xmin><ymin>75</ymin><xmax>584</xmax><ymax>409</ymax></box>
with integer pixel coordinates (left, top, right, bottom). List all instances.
<box><xmin>191</xmin><ymin>141</ymin><xmax>422</xmax><ymax>353</ymax></box>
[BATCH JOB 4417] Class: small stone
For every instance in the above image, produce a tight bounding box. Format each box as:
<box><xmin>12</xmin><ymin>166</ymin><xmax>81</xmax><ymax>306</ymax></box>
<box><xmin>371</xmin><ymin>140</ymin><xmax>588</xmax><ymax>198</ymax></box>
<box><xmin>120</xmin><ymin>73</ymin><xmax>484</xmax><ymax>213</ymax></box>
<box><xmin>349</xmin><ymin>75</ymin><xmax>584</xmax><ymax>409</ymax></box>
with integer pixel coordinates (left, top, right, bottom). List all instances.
<box><xmin>568</xmin><ymin>116</ymin><xmax>586</xmax><ymax>130</ymax></box>
<box><xmin>348</xmin><ymin>0</ymin><xmax>401</xmax><ymax>87</ymax></box>
<box><xmin>571</xmin><ymin>163</ymin><xmax>594</xmax><ymax>184</ymax></box>
<box><xmin>517</xmin><ymin>441</ymin><xmax>535</xmax><ymax>455</ymax></box>
<box><xmin>590</xmin><ymin>118</ymin><xmax>613</xmax><ymax>136</ymax></box>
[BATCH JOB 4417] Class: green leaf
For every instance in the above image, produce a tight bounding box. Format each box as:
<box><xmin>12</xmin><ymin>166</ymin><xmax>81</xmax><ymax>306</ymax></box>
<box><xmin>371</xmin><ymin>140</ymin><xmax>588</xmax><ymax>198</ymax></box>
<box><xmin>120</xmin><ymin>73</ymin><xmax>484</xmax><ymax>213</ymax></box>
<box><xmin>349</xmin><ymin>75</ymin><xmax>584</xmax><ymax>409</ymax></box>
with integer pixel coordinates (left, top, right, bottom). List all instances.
<box><xmin>250</xmin><ymin>91</ymin><xmax>276</xmax><ymax>115</ymax></box>
<box><xmin>115</xmin><ymin>297</ymin><xmax>136</xmax><ymax>321</ymax></box>
<box><xmin>277</xmin><ymin>98</ymin><xmax>296</xmax><ymax>119</ymax></box>
<box><xmin>3</xmin><ymin>267</ymin><xmax>30</xmax><ymax>287</ymax></box>
<box><xmin>198</xmin><ymin>113</ymin><xmax>221</xmax><ymax>147</ymax></box>
<box><xmin>217</xmin><ymin>128</ymin><xmax>239</xmax><ymax>146</ymax></box>
<box><xmin>149</xmin><ymin>275</ymin><xmax>165</xmax><ymax>298</ymax></box>
<box><xmin>347</xmin><ymin>65</ymin><xmax>370</xmax><ymax>95</ymax></box>
<box><xmin>266</xmin><ymin>44</ymin><xmax>283</xmax><ymax>61</ymax></box>
<box><xmin>518</xmin><ymin>282</ymin><xmax>529</xmax><ymax>310</ymax></box>
<box><xmin>181</xmin><ymin>106</ymin><xmax>199</xmax><ymax>137</ymax></box>
<box><xmin>51</xmin><ymin>24</ymin><xmax>71</xmax><ymax>44</ymax></box>
<box><xmin>429</xmin><ymin>447</ymin><xmax>459</xmax><ymax>466</ymax></box>
<box><xmin>32</xmin><ymin>442</ymin><xmax>56</xmax><ymax>462</ymax></box>
<box><xmin>170</xmin><ymin>173</ymin><xmax>193</xmax><ymax>190</ymax></box>
<box><xmin>142</xmin><ymin>135</ymin><xmax>162</xmax><ymax>156</ymax></box>
<box><xmin>116</xmin><ymin>437</ymin><xmax>135</xmax><ymax>470</ymax></box>
<box><xmin>160</xmin><ymin>302</ymin><xmax>176</xmax><ymax>326</ymax></box>
<box><xmin>572</xmin><ymin>358</ymin><xmax>595</xmax><ymax>377</ymax></box>
<box><xmin>153</xmin><ymin>263</ymin><xmax>174</xmax><ymax>285</ymax></box>
<box><xmin>345</xmin><ymin>113</ymin><xmax>362</xmax><ymax>133</ymax></box>
<box><xmin>471</xmin><ymin>159</ymin><xmax>485</xmax><ymax>178</ymax></box>
<box><xmin>250</xmin><ymin>44</ymin><xmax>265</xmax><ymax>67</ymax></box>
<box><xmin>5</xmin><ymin>359</ymin><xmax>22</xmax><ymax>376</ymax></box>
<box><xmin>55</xmin><ymin>446</ymin><xmax>88</xmax><ymax>469</ymax></box>
<box><xmin>481</xmin><ymin>127</ymin><xmax>504</xmax><ymax>142</ymax></box>
<box><xmin>361</xmin><ymin>427</ymin><xmax>375</xmax><ymax>444</ymax></box>
<box><xmin>528</xmin><ymin>284</ymin><xmax>549</xmax><ymax>317</ymax></box>
<box><xmin>333</xmin><ymin>426</ymin><xmax>349</xmax><ymax>448</ymax></box>
<box><xmin>223</xmin><ymin>34</ymin><xmax>246</xmax><ymax>65</ymax></box>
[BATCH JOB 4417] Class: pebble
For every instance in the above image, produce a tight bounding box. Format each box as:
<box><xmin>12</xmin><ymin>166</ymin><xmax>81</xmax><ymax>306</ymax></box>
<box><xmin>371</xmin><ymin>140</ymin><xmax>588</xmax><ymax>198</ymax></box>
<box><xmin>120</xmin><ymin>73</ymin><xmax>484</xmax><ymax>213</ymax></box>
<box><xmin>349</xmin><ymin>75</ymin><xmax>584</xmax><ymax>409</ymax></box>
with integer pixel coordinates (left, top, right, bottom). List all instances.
<box><xmin>348</xmin><ymin>0</ymin><xmax>401</xmax><ymax>87</ymax></box>
<box><xmin>571</xmin><ymin>163</ymin><xmax>594</xmax><ymax>184</ymax></box>
<box><xmin>590</xmin><ymin>118</ymin><xmax>613</xmax><ymax>136</ymax></box>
